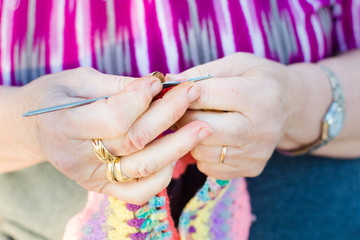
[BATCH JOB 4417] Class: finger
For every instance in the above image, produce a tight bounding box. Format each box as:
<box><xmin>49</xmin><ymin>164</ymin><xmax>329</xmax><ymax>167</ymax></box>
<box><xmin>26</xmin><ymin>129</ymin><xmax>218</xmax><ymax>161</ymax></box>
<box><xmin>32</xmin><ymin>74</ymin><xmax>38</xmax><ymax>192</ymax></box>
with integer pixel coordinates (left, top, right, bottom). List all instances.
<box><xmin>186</xmin><ymin>77</ymin><xmax>256</xmax><ymax>111</ymax></box>
<box><xmin>190</xmin><ymin>145</ymin><xmax>243</xmax><ymax>165</ymax></box>
<box><xmin>196</xmin><ymin>161</ymin><xmax>240</xmax><ymax>180</ymax></box>
<box><xmin>120</xmin><ymin>121</ymin><xmax>212</xmax><ymax>179</ymax></box>
<box><xmin>109</xmin><ymin>81</ymin><xmax>201</xmax><ymax>156</ymax></box>
<box><xmin>177</xmin><ymin>111</ymin><xmax>254</xmax><ymax>146</ymax></box>
<box><xmin>193</xmin><ymin>144</ymin><xmax>269</xmax><ymax>179</ymax></box>
<box><xmin>169</xmin><ymin>52</ymin><xmax>268</xmax><ymax>80</ymax></box>
<box><xmin>101</xmin><ymin>164</ymin><xmax>174</xmax><ymax>205</ymax></box>
<box><xmin>196</xmin><ymin>158</ymin><xmax>265</xmax><ymax>179</ymax></box>
<box><xmin>61</xmin><ymin>67</ymin><xmax>136</xmax><ymax>98</ymax></box>
<box><xmin>83</xmin><ymin>121</ymin><xmax>211</xmax><ymax>182</ymax></box>
<box><xmin>62</xmin><ymin>75</ymin><xmax>163</xmax><ymax>139</ymax></box>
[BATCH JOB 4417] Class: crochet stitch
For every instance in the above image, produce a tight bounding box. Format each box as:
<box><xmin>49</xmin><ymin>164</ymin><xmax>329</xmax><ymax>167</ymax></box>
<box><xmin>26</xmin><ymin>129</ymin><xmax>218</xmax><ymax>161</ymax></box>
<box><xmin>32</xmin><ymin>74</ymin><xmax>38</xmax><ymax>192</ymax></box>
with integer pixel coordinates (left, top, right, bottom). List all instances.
<box><xmin>64</xmin><ymin>175</ymin><xmax>251</xmax><ymax>240</ymax></box>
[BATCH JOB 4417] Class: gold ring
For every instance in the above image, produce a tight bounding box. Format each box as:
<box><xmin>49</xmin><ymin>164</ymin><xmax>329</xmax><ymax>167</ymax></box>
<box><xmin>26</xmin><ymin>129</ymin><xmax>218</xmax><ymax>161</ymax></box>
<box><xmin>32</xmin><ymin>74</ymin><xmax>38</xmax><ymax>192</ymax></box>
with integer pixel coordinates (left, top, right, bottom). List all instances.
<box><xmin>92</xmin><ymin>139</ymin><xmax>117</xmax><ymax>163</ymax></box>
<box><xmin>219</xmin><ymin>145</ymin><xmax>227</xmax><ymax>164</ymax></box>
<box><xmin>114</xmin><ymin>158</ymin><xmax>134</xmax><ymax>183</ymax></box>
<box><xmin>106</xmin><ymin>160</ymin><xmax>117</xmax><ymax>183</ymax></box>
<box><xmin>150</xmin><ymin>71</ymin><xmax>165</xmax><ymax>83</ymax></box>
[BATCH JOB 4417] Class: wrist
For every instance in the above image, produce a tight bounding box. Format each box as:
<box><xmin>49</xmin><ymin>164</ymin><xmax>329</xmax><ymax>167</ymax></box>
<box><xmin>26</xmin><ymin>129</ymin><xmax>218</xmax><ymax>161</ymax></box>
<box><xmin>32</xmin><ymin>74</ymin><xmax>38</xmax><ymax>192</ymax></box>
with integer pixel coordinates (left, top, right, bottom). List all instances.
<box><xmin>277</xmin><ymin>63</ymin><xmax>333</xmax><ymax>151</ymax></box>
<box><xmin>17</xmin><ymin>85</ymin><xmax>47</xmax><ymax>162</ymax></box>
<box><xmin>0</xmin><ymin>86</ymin><xmax>45</xmax><ymax>173</ymax></box>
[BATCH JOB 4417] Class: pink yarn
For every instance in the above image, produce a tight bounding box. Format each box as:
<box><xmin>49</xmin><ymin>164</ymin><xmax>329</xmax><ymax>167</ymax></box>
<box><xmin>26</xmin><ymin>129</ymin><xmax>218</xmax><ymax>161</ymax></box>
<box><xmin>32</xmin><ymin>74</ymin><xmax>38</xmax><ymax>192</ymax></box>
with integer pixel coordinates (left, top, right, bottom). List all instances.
<box><xmin>63</xmin><ymin>192</ymin><xmax>106</xmax><ymax>240</ymax></box>
<box><xmin>172</xmin><ymin>153</ymin><xmax>196</xmax><ymax>179</ymax></box>
<box><xmin>229</xmin><ymin>178</ymin><xmax>252</xmax><ymax>240</ymax></box>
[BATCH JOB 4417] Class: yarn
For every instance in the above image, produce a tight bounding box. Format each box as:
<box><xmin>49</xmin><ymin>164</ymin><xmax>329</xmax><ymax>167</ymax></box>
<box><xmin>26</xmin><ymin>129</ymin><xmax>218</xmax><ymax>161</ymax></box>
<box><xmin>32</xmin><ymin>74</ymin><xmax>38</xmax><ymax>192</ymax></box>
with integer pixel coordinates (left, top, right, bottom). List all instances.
<box><xmin>63</xmin><ymin>86</ymin><xmax>252</xmax><ymax>239</ymax></box>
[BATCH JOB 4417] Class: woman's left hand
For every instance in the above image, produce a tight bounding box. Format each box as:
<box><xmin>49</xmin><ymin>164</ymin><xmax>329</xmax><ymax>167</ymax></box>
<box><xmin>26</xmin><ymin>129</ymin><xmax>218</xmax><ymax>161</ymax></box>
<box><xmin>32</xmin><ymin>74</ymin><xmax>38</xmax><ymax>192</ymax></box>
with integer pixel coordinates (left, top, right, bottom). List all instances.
<box><xmin>174</xmin><ymin>53</ymin><xmax>331</xmax><ymax>179</ymax></box>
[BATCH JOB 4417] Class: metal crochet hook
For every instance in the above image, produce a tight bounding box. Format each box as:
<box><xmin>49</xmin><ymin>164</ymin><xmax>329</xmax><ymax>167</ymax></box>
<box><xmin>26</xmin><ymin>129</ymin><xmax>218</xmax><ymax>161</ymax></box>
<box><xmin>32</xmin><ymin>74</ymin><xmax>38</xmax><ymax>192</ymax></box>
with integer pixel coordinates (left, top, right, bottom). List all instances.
<box><xmin>22</xmin><ymin>74</ymin><xmax>214</xmax><ymax>117</ymax></box>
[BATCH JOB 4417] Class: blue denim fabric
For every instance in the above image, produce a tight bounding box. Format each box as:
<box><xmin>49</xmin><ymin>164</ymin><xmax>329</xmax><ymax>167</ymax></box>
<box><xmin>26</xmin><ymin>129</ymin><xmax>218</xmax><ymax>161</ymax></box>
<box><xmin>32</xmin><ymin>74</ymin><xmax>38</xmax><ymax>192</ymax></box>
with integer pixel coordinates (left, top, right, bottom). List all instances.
<box><xmin>247</xmin><ymin>152</ymin><xmax>360</xmax><ymax>240</ymax></box>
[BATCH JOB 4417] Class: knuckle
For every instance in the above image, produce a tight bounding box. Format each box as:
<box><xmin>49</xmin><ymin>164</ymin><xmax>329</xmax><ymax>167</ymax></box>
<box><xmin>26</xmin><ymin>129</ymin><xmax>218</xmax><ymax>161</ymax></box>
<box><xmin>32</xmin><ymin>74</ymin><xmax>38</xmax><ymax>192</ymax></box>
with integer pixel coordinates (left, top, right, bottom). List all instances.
<box><xmin>231</xmin><ymin>113</ymin><xmax>246</xmax><ymax>134</ymax></box>
<box><xmin>197</xmin><ymin>162</ymin><xmax>233</xmax><ymax>180</ymax></box>
<box><xmin>76</xmin><ymin>66</ymin><xmax>98</xmax><ymax>75</ymax></box>
<box><xmin>130</xmin><ymin>195</ymin><xmax>151</xmax><ymax>205</ymax></box>
<box><xmin>111</xmin><ymin>75</ymin><xmax>128</xmax><ymax>91</ymax></box>
<box><xmin>214</xmin><ymin>172</ymin><xmax>234</xmax><ymax>180</ymax></box>
<box><xmin>125</xmin><ymin>128</ymin><xmax>150</xmax><ymax>153</ymax></box>
<box><xmin>107</xmin><ymin>109</ymin><xmax>128</xmax><ymax>137</ymax></box>
<box><xmin>123</xmin><ymin>157</ymin><xmax>156</xmax><ymax>178</ymax></box>
<box><xmin>246</xmin><ymin>167</ymin><xmax>263</xmax><ymax>177</ymax></box>
<box><xmin>190</xmin><ymin>147</ymin><xmax>203</xmax><ymax>160</ymax></box>
<box><xmin>239</xmin><ymin>159</ymin><xmax>265</xmax><ymax>177</ymax></box>
<box><xmin>130</xmin><ymin>160</ymin><xmax>153</xmax><ymax>178</ymax></box>
<box><xmin>196</xmin><ymin>64</ymin><xmax>211</xmax><ymax>77</ymax></box>
<box><xmin>196</xmin><ymin>162</ymin><xmax>209</xmax><ymax>175</ymax></box>
<box><xmin>243</xmin><ymin>116</ymin><xmax>257</xmax><ymax>140</ymax></box>
<box><xmin>199</xmin><ymin>81</ymin><xmax>211</xmax><ymax>106</ymax></box>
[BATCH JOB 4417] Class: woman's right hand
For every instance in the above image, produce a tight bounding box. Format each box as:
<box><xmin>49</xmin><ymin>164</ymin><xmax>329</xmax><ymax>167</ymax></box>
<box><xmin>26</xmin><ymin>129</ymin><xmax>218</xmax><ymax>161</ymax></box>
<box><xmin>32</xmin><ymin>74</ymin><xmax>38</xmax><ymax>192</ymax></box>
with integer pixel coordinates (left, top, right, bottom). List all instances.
<box><xmin>10</xmin><ymin>67</ymin><xmax>212</xmax><ymax>204</ymax></box>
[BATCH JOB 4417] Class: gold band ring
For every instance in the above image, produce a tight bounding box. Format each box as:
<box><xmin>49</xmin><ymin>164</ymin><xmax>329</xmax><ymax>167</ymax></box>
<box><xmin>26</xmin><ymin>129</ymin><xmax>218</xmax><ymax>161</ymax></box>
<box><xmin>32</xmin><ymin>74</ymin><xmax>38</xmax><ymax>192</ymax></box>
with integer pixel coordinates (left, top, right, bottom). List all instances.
<box><xmin>219</xmin><ymin>145</ymin><xmax>227</xmax><ymax>164</ymax></box>
<box><xmin>114</xmin><ymin>158</ymin><xmax>134</xmax><ymax>183</ymax></box>
<box><xmin>106</xmin><ymin>157</ymin><xmax>134</xmax><ymax>183</ymax></box>
<box><xmin>92</xmin><ymin>139</ymin><xmax>117</xmax><ymax>163</ymax></box>
<box><xmin>106</xmin><ymin>160</ymin><xmax>117</xmax><ymax>182</ymax></box>
<box><xmin>150</xmin><ymin>71</ymin><xmax>165</xmax><ymax>83</ymax></box>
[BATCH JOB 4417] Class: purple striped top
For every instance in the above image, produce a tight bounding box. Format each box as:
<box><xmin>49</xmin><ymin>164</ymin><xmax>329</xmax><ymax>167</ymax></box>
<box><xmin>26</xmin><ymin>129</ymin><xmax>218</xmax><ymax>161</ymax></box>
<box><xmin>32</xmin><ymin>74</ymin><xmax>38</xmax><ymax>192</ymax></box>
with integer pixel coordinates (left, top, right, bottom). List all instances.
<box><xmin>0</xmin><ymin>0</ymin><xmax>359</xmax><ymax>87</ymax></box>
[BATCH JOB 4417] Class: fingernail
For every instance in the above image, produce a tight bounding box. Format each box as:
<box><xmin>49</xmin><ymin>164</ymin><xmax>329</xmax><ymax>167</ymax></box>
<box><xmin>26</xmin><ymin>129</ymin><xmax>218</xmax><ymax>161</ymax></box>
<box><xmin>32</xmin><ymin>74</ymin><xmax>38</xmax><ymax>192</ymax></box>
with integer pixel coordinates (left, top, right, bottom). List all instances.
<box><xmin>198</xmin><ymin>127</ymin><xmax>212</xmax><ymax>140</ymax></box>
<box><xmin>171</xmin><ymin>160</ymin><xmax>177</xmax><ymax>168</ymax></box>
<box><xmin>166</xmin><ymin>74</ymin><xmax>187</xmax><ymax>82</ymax></box>
<box><xmin>151</xmin><ymin>79</ymin><xmax>162</xmax><ymax>93</ymax></box>
<box><xmin>187</xmin><ymin>85</ymin><xmax>200</xmax><ymax>102</ymax></box>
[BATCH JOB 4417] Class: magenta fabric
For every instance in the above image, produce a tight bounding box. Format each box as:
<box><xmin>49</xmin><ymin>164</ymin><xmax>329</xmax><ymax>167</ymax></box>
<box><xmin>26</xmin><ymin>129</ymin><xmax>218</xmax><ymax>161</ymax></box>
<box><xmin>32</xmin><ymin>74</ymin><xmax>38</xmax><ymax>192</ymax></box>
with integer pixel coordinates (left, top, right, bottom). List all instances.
<box><xmin>0</xmin><ymin>0</ymin><xmax>359</xmax><ymax>86</ymax></box>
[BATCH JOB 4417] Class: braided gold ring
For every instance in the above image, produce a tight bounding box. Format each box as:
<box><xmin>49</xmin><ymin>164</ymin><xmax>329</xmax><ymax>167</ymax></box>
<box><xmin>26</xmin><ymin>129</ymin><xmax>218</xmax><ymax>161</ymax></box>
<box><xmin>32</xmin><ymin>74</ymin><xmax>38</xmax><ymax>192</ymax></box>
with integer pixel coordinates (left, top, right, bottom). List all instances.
<box><xmin>92</xmin><ymin>139</ymin><xmax>117</xmax><ymax>163</ymax></box>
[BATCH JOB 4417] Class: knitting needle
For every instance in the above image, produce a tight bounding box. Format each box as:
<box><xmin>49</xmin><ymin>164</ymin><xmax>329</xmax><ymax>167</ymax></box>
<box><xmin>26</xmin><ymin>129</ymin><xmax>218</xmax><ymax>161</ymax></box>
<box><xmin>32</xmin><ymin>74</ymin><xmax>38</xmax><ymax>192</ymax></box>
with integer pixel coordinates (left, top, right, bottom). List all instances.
<box><xmin>22</xmin><ymin>74</ymin><xmax>214</xmax><ymax>117</ymax></box>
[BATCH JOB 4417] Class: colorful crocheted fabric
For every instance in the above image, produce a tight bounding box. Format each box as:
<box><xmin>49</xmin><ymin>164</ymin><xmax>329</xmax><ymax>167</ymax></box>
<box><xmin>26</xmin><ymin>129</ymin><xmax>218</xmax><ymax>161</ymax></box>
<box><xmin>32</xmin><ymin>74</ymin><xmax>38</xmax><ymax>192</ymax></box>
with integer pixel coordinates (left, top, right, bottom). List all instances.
<box><xmin>63</xmin><ymin>85</ymin><xmax>252</xmax><ymax>240</ymax></box>
<box><xmin>63</xmin><ymin>171</ymin><xmax>251</xmax><ymax>240</ymax></box>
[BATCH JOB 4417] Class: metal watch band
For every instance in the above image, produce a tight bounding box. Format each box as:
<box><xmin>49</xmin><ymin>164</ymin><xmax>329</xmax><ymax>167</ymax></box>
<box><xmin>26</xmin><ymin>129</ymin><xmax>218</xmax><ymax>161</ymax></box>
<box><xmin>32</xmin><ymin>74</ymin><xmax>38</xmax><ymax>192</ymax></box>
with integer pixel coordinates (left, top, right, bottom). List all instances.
<box><xmin>319</xmin><ymin>66</ymin><xmax>344</xmax><ymax>105</ymax></box>
<box><xmin>277</xmin><ymin>65</ymin><xmax>345</xmax><ymax>157</ymax></box>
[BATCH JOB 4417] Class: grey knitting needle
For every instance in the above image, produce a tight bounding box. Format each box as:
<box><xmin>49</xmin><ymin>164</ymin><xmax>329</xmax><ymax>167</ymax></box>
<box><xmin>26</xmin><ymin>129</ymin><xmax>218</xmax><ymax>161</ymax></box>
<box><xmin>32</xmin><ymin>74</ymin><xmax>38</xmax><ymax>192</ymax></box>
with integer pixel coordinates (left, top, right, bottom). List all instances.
<box><xmin>23</xmin><ymin>74</ymin><xmax>214</xmax><ymax>117</ymax></box>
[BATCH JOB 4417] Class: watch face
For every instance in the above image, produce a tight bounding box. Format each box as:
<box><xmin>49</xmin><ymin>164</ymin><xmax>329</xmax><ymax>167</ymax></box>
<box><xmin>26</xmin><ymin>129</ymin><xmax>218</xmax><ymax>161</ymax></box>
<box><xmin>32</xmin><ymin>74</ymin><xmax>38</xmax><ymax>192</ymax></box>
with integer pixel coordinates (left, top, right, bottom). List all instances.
<box><xmin>326</xmin><ymin>103</ymin><xmax>345</xmax><ymax>139</ymax></box>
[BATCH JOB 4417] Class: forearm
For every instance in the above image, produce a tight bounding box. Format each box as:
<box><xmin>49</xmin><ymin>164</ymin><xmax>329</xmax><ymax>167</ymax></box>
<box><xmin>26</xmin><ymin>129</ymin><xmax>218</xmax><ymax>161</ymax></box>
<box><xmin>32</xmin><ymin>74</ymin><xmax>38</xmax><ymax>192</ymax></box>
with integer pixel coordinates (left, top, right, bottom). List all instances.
<box><xmin>279</xmin><ymin>49</ymin><xmax>360</xmax><ymax>158</ymax></box>
<box><xmin>0</xmin><ymin>86</ymin><xmax>44</xmax><ymax>173</ymax></box>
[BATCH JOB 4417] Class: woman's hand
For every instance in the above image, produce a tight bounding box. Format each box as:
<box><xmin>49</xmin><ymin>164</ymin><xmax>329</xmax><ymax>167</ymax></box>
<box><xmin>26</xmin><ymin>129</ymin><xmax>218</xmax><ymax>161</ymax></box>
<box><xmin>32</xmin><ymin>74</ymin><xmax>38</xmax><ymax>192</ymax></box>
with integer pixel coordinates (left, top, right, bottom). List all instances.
<box><xmin>4</xmin><ymin>67</ymin><xmax>212</xmax><ymax>204</ymax></box>
<box><xmin>174</xmin><ymin>53</ymin><xmax>333</xmax><ymax>179</ymax></box>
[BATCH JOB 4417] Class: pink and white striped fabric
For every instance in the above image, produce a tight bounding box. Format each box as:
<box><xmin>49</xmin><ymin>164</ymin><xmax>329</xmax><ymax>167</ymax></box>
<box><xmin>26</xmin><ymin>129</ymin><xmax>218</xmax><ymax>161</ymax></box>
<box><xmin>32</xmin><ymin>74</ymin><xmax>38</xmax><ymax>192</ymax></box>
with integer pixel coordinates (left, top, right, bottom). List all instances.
<box><xmin>0</xmin><ymin>0</ymin><xmax>359</xmax><ymax>86</ymax></box>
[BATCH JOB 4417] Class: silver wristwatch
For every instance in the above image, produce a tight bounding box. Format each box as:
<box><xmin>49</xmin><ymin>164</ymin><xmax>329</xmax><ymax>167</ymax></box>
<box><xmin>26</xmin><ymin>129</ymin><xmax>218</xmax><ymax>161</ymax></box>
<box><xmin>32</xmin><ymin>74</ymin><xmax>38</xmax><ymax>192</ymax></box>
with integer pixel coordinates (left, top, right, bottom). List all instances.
<box><xmin>279</xmin><ymin>66</ymin><xmax>345</xmax><ymax>156</ymax></box>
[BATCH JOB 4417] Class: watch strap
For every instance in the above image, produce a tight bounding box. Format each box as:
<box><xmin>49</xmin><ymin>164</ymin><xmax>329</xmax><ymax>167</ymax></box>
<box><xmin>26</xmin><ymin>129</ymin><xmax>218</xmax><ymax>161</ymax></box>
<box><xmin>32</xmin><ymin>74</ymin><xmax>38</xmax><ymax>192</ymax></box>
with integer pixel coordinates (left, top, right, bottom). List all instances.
<box><xmin>277</xmin><ymin>66</ymin><xmax>344</xmax><ymax>156</ymax></box>
<box><xmin>320</xmin><ymin>66</ymin><xmax>344</xmax><ymax>105</ymax></box>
